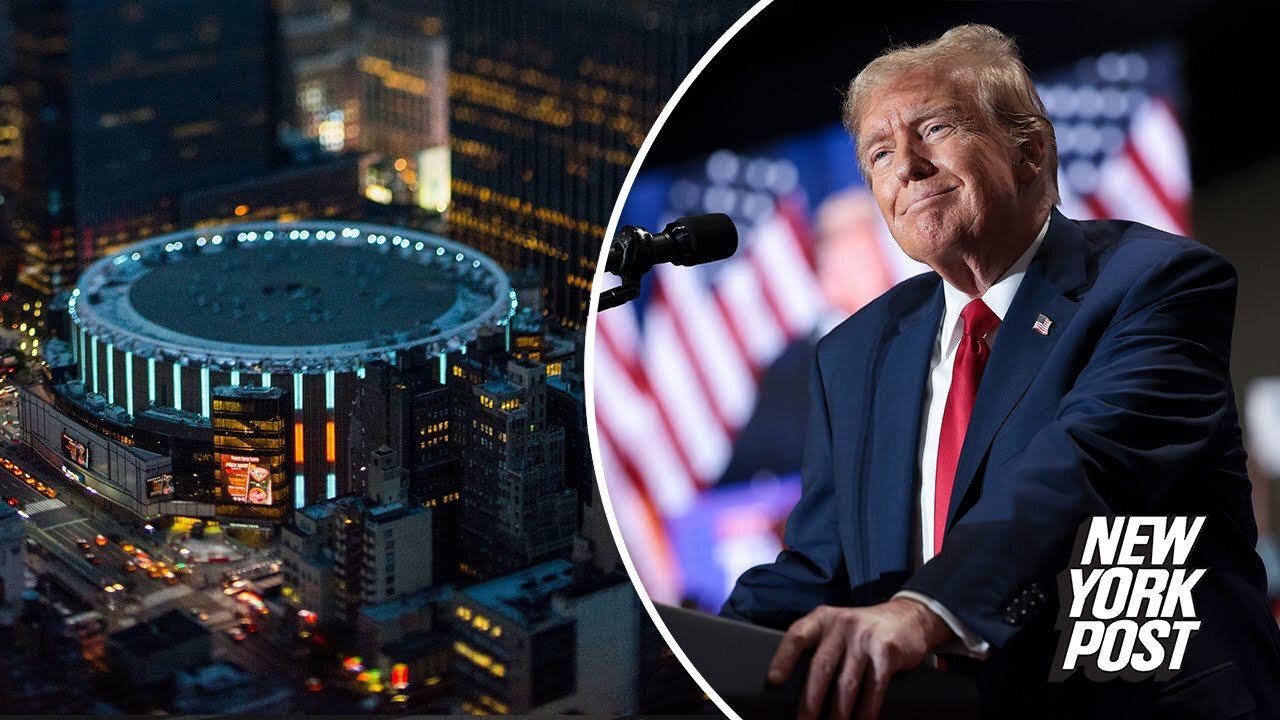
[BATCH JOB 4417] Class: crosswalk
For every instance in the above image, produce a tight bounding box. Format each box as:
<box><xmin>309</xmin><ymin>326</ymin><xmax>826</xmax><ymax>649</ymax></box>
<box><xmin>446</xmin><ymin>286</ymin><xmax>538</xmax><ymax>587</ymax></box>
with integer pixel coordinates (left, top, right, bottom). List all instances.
<box><xmin>23</xmin><ymin>498</ymin><xmax>66</xmax><ymax>515</ymax></box>
<box><xmin>139</xmin><ymin>583</ymin><xmax>194</xmax><ymax>609</ymax></box>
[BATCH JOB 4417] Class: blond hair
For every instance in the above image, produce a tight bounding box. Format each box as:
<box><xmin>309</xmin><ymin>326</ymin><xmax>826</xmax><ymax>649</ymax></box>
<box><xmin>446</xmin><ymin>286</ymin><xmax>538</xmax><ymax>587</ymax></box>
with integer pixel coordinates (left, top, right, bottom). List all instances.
<box><xmin>843</xmin><ymin>24</ymin><xmax>1059</xmax><ymax>204</ymax></box>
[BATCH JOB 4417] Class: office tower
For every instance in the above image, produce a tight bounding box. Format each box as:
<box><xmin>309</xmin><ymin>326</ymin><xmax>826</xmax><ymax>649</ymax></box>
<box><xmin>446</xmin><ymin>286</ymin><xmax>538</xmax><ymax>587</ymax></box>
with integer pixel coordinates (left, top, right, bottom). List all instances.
<box><xmin>447</xmin><ymin>0</ymin><xmax>754</xmax><ymax>328</ymax></box>
<box><xmin>212</xmin><ymin>385</ymin><xmax>292</xmax><ymax>522</ymax></box>
<box><xmin>273</xmin><ymin>0</ymin><xmax>357</xmax><ymax>149</ymax></box>
<box><xmin>7</xmin><ymin>1</ymin><xmax>73</xmax><ymax>297</ymax></box>
<box><xmin>7</xmin><ymin>0</ymin><xmax>275</xmax><ymax>298</ymax></box>
<box><xmin>69</xmin><ymin>0</ymin><xmax>275</xmax><ymax>256</ymax></box>
<box><xmin>358</xmin><ymin>0</ymin><xmax>449</xmax><ymax>210</ymax></box>
<box><xmin>458</xmin><ymin>358</ymin><xmax>574</xmax><ymax>579</ymax></box>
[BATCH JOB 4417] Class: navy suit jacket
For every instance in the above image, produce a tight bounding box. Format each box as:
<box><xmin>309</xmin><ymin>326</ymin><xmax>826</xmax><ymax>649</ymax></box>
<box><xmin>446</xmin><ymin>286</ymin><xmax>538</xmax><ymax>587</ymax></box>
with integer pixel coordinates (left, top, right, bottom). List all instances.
<box><xmin>722</xmin><ymin>210</ymin><xmax>1280</xmax><ymax>717</ymax></box>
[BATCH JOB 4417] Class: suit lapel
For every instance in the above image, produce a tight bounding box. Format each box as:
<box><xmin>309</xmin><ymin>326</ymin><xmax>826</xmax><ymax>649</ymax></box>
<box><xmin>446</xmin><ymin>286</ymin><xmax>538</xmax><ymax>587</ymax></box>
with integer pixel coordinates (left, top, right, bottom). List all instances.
<box><xmin>945</xmin><ymin>210</ymin><xmax>1090</xmax><ymax>529</ymax></box>
<box><xmin>864</xmin><ymin>282</ymin><xmax>943</xmax><ymax>578</ymax></box>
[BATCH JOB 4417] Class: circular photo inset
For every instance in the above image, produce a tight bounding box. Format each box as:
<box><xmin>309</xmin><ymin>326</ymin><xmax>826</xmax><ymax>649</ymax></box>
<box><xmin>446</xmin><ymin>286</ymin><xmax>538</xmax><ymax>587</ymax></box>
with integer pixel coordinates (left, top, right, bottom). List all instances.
<box><xmin>589</xmin><ymin>2</ymin><xmax>1280</xmax><ymax>718</ymax></box>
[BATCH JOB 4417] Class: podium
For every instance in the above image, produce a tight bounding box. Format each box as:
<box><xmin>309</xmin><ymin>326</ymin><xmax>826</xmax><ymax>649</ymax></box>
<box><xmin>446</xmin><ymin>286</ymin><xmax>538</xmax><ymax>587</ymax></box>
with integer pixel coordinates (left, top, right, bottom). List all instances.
<box><xmin>657</xmin><ymin>603</ymin><xmax>979</xmax><ymax>719</ymax></box>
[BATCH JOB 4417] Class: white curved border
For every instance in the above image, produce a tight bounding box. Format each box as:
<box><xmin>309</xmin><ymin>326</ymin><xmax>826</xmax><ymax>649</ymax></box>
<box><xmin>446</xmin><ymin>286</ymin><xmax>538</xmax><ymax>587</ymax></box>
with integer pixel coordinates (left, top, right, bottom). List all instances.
<box><xmin>584</xmin><ymin>3</ymin><xmax>775</xmax><ymax>719</ymax></box>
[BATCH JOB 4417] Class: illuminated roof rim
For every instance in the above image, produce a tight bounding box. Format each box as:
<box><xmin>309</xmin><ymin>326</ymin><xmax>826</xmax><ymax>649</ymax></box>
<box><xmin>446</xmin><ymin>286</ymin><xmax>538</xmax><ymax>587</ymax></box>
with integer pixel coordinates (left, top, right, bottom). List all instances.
<box><xmin>69</xmin><ymin>220</ymin><xmax>515</xmax><ymax>373</ymax></box>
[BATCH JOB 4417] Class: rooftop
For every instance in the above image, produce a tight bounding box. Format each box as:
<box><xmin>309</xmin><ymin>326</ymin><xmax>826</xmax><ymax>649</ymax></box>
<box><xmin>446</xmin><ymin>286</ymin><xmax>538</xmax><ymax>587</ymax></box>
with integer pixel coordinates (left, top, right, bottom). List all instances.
<box><xmin>461</xmin><ymin>558</ymin><xmax>575</xmax><ymax>629</ymax></box>
<box><xmin>108</xmin><ymin>608</ymin><xmax>209</xmax><ymax>657</ymax></box>
<box><xmin>361</xmin><ymin>584</ymin><xmax>453</xmax><ymax>624</ymax></box>
<box><xmin>69</xmin><ymin>221</ymin><xmax>516</xmax><ymax>372</ymax></box>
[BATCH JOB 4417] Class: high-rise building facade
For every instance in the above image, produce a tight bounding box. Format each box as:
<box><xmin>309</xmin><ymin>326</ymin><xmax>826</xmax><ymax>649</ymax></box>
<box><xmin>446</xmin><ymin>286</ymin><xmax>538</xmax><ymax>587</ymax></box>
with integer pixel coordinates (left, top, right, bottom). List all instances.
<box><xmin>67</xmin><ymin>0</ymin><xmax>275</xmax><ymax>257</ymax></box>
<box><xmin>458</xmin><ymin>358</ymin><xmax>574</xmax><ymax>579</ymax></box>
<box><xmin>212</xmin><ymin>385</ymin><xmax>292</xmax><ymax>522</ymax></box>
<box><xmin>273</xmin><ymin>0</ymin><xmax>357</xmax><ymax>149</ymax></box>
<box><xmin>358</xmin><ymin>0</ymin><xmax>449</xmax><ymax>210</ymax></box>
<box><xmin>446</xmin><ymin>0</ymin><xmax>753</xmax><ymax>328</ymax></box>
<box><xmin>7</xmin><ymin>1</ymin><xmax>73</xmax><ymax>297</ymax></box>
<box><xmin>7</xmin><ymin>0</ymin><xmax>275</xmax><ymax>299</ymax></box>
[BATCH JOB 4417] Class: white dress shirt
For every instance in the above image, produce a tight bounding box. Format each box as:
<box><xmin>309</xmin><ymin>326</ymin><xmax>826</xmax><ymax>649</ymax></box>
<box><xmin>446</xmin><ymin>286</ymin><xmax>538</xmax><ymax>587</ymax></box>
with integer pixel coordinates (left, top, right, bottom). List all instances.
<box><xmin>895</xmin><ymin>216</ymin><xmax>1050</xmax><ymax>656</ymax></box>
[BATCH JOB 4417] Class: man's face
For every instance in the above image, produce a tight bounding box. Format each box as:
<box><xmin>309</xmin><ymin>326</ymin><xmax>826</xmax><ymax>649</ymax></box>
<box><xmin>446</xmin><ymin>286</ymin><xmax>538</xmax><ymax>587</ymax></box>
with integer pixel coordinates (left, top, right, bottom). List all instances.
<box><xmin>857</xmin><ymin>70</ymin><xmax>1023</xmax><ymax>267</ymax></box>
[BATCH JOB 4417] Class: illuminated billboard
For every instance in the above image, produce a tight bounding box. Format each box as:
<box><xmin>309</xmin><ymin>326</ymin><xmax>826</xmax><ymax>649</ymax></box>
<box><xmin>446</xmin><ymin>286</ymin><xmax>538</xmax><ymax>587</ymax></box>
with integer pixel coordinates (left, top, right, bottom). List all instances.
<box><xmin>61</xmin><ymin>431</ymin><xmax>89</xmax><ymax>467</ymax></box>
<box><xmin>417</xmin><ymin>145</ymin><xmax>450</xmax><ymax>212</ymax></box>
<box><xmin>146</xmin><ymin>474</ymin><xmax>175</xmax><ymax>499</ymax></box>
<box><xmin>222</xmin><ymin>454</ymin><xmax>271</xmax><ymax>506</ymax></box>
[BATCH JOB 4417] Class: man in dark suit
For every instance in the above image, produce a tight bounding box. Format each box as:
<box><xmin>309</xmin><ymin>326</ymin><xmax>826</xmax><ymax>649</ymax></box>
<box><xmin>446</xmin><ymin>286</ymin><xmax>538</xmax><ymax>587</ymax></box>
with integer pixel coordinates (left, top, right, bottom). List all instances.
<box><xmin>720</xmin><ymin>24</ymin><xmax>1280</xmax><ymax>719</ymax></box>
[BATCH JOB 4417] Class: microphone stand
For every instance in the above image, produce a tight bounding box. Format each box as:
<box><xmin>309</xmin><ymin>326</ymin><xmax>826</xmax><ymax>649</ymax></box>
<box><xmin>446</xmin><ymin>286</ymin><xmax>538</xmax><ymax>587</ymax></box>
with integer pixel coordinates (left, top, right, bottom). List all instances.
<box><xmin>598</xmin><ymin>225</ymin><xmax>650</xmax><ymax>312</ymax></box>
<box><xmin>598</xmin><ymin>279</ymin><xmax>641</xmax><ymax>311</ymax></box>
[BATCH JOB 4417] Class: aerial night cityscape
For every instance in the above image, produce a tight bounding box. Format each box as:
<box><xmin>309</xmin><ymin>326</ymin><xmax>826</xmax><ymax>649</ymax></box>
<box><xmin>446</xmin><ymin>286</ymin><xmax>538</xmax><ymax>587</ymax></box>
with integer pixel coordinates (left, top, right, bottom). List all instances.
<box><xmin>0</xmin><ymin>0</ymin><xmax>753</xmax><ymax>713</ymax></box>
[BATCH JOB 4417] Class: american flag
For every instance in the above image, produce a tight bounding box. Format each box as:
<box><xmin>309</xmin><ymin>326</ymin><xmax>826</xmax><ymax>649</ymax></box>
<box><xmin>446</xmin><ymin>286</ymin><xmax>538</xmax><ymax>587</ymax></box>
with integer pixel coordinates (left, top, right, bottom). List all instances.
<box><xmin>592</xmin><ymin>45</ymin><xmax>1191</xmax><ymax>606</ymax></box>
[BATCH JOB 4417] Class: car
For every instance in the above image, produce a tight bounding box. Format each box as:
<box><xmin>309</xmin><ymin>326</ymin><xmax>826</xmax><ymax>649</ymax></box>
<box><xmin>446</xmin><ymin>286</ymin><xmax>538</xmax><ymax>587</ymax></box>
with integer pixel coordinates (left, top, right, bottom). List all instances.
<box><xmin>94</xmin><ymin>534</ymin><xmax>107</xmax><ymax>546</ymax></box>
<box><xmin>4</xmin><ymin>496</ymin><xmax>18</xmax><ymax>508</ymax></box>
<box><xmin>83</xmin><ymin>553</ymin><xmax>101</xmax><ymax>566</ymax></box>
<box><xmin>76</xmin><ymin>539</ymin><xmax>92</xmax><ymax>552</ymax></box>
<box><xmin>120</xmin><ymin>542</ymin><xmax>135</xmax><ymax>553</ymax></box>
<box><xmin>227</xmin><ymin>627</ymin><xmax>246</xmax><ymax>642</ymax></box>
<box><xmin>124</xmin><ymin>560</ymin><xmax>138</xmax><ymax>572</ymax></box>
<box><xmin>239</xmin><ymin>619</ymin><xmax>259</xmax><ymax>634</ymax></box>
<box><xmin>304</xmin><ymin>677</ymin><xmax>324</xmax><ymax>693</ymax></box>
<box><xmin>39</xmin><ymin>486</ymin><xmax>56</xmax><ymax>499</ymax></box>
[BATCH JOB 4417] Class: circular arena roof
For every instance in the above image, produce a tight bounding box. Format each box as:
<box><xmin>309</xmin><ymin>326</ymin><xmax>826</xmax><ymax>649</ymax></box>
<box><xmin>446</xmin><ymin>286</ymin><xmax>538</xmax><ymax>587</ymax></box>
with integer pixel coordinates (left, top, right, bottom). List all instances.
<box><xmin>69</xmin><ymin>221</ymin><xmax>515</xmax><ymax>373</ymax></box>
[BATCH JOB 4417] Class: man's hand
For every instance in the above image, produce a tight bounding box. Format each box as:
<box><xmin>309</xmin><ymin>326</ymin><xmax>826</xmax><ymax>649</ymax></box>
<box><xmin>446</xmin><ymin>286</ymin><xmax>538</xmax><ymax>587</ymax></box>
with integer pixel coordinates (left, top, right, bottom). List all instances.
<box><xmin>767</xmin><ymin>597</ymin><xmax>955</xmax><ymax>720</ymax></box>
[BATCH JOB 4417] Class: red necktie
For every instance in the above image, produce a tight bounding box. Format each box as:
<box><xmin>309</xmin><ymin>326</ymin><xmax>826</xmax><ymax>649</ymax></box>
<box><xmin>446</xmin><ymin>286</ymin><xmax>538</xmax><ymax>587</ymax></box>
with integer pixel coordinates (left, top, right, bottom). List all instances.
<box><xmin>934</xmin><ymin>298</ymin><xmax>1000</xmax><ymax>554</ymax></box>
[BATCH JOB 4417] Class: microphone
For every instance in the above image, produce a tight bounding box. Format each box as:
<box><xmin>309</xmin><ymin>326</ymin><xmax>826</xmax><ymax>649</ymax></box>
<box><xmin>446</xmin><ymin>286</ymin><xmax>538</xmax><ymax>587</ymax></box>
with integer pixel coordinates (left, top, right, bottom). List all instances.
<box><xmin>605</xmin><ymin>213</ymin><xmax>738</xmax><ymax>278</ymax></box>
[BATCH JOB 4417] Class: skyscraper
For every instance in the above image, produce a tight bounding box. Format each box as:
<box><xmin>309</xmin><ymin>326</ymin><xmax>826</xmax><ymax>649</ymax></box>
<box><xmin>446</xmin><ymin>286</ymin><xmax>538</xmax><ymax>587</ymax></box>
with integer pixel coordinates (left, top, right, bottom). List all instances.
<box><xmin>7</xmin><ymin>0</ymin><xmax>73</xmax><ymax>297</ymax></box>
<box><xmin>7</xmin><ymin>0</ymin><xmax>275</xmax><ymax>298</ymax></box>
<box><xmin>446</xmin><ymin>0</ymin><xmax>753</xmax><ymax>328</ymax></box>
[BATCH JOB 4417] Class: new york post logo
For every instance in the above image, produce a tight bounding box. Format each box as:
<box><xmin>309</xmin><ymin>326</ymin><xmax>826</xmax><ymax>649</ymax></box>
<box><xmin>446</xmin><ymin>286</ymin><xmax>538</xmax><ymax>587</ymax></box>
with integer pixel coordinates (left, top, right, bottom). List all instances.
<box><xmin>1050</xmin><ymin>516</ymin><xmax>1206</xmax><ymax>682</ymax></box>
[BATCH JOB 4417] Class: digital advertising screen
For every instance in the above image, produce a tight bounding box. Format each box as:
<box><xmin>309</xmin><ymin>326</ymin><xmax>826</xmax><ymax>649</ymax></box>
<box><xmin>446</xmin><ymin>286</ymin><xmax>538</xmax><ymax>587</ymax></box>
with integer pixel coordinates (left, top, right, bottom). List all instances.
<box><xmin>61</xmin><ymin>431</ymin><xmax>89</xmax><ymax>468</ymax></box>
<box><xmin>145</xmin><ymin>474</ymin><xmax>174</xmax><ymax>499</ymax></box>
<box><xmin>221</xmin><ymin>454</ymin><xmax>271</xmax><ymax>506</ymax></box>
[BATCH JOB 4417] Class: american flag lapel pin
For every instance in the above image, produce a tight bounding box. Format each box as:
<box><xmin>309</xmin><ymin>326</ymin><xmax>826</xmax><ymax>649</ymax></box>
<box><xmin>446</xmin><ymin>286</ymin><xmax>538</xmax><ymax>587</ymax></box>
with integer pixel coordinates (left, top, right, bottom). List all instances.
<box><xmin>1033</xmin><ymin>313</ymin><xmax>1053</xmax><ymax>335</ymax></box>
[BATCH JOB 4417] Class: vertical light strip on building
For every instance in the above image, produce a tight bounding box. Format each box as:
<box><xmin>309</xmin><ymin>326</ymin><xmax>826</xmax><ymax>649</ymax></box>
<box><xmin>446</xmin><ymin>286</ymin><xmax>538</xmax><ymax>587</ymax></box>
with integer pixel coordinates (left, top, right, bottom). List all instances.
<box><xmin>91</xmin><ymin>337</ymin><xmax>99</xmax><ymax>394</ymax></box>
<box><xmin>356</xmin><ymin>366</ymin><xmax>366</xmax><ymax>380</ymax></box>
<box><xmin>125</xmin><ymin>352</ymin><xmax>134</xmax><ymax>416</ymax></box>
<box><xmin>326</xmin><ymin>472</ymin><xmax>336</xmax><ymax>499</ymax></box>
<box><xmin>262</xmin><ymin>372</ymin><xmax>271</xmax><ymax>388</ymax></box>
<box><xmin>461</xmin><ymin>343</ymin><xmax>467</xmax><ymax>355</ymax></box>
<box><xmin>105</xmin><ymin>343</ymin><xmax>114</xmax><ymax>404</ymax></box>
<box><xmin>173</xmin><ymin>363</ymin><xmax>183</xmax><ymax>410</ymax></box>
<box><xmin>505</xmin><ymin>324</ymin><xmax>511</xmax><ymax>353</ymax></box>
<box><xmin>201</xmin><ymin>367</ymin><xmax>211</xmax><ymax>417</ymax></box>
<box><xmin>148</xmin><ymin>358</ymin><xmax>156</xmax><ymax>404</ymax></box>
<box><xmin>293</xmin><ymin>371</ymin><xmax>305</xmax><ymax>486</ymax></box>
<box><xmin>79</xmin><ymin>327</ymin><xmax>87</xmax><ymax>383</ymax></box>
<box><xmin>439</xmin><ymin>353</ymin><xmax>446</xmax><ymax>385</ymax></box>
<box><xmin>230</xmin><ymin>370</ymin><xmax>240</xmax><ymax>386</ymax></box>
<box><xmin>324</xmin><ymin>370</ymin><xmax>336</xmax><ymax>485</ymax></box>
<box><xmin>295</xmin><ymin>474</ymin><xmax>305</xmax><ymax>509</ymax></box>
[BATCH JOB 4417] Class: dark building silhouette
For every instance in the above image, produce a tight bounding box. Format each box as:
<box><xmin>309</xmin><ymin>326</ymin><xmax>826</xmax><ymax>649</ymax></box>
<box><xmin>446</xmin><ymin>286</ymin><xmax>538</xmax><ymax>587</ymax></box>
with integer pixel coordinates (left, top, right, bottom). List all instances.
<box><xmin>7</xmin><ymin>0</ymin><xmax>275</xmax><ymax>299</ymax></box>
<box><xmin>458</xmin><ymin>359</ymin><xmax>574</xmax><ymax>579</ymax></box>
